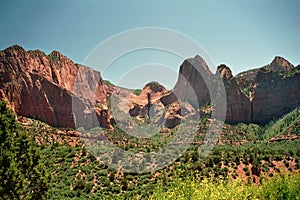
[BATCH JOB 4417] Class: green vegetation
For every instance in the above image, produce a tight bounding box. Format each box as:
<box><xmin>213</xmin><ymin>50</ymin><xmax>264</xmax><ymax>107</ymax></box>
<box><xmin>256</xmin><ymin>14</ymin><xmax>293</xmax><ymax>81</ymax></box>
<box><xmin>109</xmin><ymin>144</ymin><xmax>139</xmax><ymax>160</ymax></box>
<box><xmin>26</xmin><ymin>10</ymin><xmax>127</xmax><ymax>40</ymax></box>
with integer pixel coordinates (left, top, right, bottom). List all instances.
<box><xmin>262</xmin><ymin>107</ymin><xmax>300</xmax><ymax>140</ymax></box>
<box><xmin>103</xmin><ymin>80</ymin><xmax>114</xmax><ymax>86</ymax></box>
<box><xmin>1</xmin><ymin>100</ymin><xmax>299</xmax><ymax>199</ymax></box>
<box><xmin>36</xmin><ymin>107</ymin><xmax>300</xmax><ymax>198</ymax></box>
<box><xmin>133</xmin><ymin>89</ymin><xmax>142</xmax><ymax>96</ymax></box>
<box><xmin>150</xmin><ymin>173</ymin><xmax>300</xmax><ymax>200</ymax></box>
<box><xmin>146</xmin><ymin>81</ymin><xmax>165</xmax><ymax>92</ymax></box>
<box><xmin>0</xmin><ymin>101</ymin><xmax>49</xmax><ymax>199</ymax></box>
<box><xmin>49</xmin><ymin>53</ymin><xmax>59</xmax><ymax>62</ymax></box>
<box><xmin>285</xmin><ymin>65</ymin><xmax>300</xmax><ymax>77</ymax></box>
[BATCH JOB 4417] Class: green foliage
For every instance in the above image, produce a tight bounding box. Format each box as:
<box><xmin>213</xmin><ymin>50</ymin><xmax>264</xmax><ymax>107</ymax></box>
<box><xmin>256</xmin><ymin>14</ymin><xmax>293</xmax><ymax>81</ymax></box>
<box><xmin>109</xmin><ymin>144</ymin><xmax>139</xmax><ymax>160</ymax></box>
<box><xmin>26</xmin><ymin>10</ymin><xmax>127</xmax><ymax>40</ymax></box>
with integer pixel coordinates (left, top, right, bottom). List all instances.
<box><xmin>284</xmin><ymin>65</ymin><xmax>300</xmax><ymax>77</ymax></box>
<box><xmin>49</xmin><ymin>54</ymin><xmax>58</xmax><ymax>62</ymax></box>
<box><xmin>150</xmin><ymin>173</ymin><xmax>300</xmax><ymax>200</ymax></box>
<box><xmin>263</xmin><ymin>107</ymin><xmax>300</xmax><ymax>140</ymax></box>
<box><xmin>103</xmin><ymin>79</ymin><xmax>114</xmax><ymax>86</ymax></box>
<box><xmin>0</xmin><ymin>101</ymin><xmax>49</xmax><ymax>199</ymax></box>
<box><xmin>133</xmin><ymin>89</ymin><xmax>142</xmax><ymax>96</ymax></box>
<box><xmin>6</xmin><ymin>100</ymin><xmax>299</xmax><ymax>199</ymax></box>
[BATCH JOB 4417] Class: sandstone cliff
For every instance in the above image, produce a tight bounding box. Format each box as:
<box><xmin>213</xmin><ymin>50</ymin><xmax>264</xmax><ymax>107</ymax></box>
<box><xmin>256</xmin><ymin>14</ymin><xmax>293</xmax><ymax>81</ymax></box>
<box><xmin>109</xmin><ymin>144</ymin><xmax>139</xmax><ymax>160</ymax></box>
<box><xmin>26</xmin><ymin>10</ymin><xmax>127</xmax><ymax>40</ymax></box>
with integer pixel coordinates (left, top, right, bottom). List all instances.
<box><xmin>0</xmin><ymin>45</ymin><xmax>112</xmax><ymax>129</ymax></box>
<box><xmin>1</xmin><ymin>45</ymin><xmax>299</xmax><ymax>129</ymax></box>
<box><xmin>234</xmin><ymin>56</ymin><xmax>299</xmax><ymax>124</ymax></box>
<box><xmin>251</xmin><ymin>58</ymin><xmax>300</xmax><ymax>124</ymax></box>
<box><xmin>216</xmin><ymin>65</ymin><xmax>252</xmax><ymax>123</ymax></box>
<box><xmin>174</xmin><ymin>55</ymin><xmax>300</xmax><ymax>125</ymax></box>
<box><xmin>173</xmin><ymin>55</ymin><xmax>212</xmax><ymax>107</ymax></box>
<box><xmin>173</xmin><ymin>55</ymin><xmax>251</xmax><ymax>123</ymax></box>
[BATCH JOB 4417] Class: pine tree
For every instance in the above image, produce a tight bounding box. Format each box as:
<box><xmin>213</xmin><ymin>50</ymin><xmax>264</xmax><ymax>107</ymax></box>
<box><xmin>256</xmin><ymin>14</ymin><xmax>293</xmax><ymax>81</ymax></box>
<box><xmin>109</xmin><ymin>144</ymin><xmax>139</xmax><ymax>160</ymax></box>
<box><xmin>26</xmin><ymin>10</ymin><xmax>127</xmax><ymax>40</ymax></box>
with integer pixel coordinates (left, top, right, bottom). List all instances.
<box><xmin>0</xmin><ymin>101</ymin><xmax>49</xmax><ymax>199</ymax></box>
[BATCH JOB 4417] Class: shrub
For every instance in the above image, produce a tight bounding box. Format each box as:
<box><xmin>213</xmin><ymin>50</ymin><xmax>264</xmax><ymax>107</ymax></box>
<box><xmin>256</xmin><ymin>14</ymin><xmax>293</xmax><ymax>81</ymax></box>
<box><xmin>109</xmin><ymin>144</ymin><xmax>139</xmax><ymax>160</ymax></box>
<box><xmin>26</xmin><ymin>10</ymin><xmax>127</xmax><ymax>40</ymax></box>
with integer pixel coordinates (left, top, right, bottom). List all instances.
<box><xmin>150</xmin><ymin>173</ymin><xmax>300</xmax><ymax>200</ymax></box>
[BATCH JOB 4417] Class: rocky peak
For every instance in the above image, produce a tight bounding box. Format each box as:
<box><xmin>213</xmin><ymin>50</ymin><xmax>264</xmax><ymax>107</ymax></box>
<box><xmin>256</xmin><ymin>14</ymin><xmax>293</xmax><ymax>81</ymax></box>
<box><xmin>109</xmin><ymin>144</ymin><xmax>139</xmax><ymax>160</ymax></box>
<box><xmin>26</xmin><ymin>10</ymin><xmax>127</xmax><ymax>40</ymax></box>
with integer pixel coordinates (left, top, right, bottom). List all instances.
<box><xmin>5</xmin><ymin>44</ymin><xmax>26</xmax><ymax>53</ymax></box>
<box><xmin>48</xmin><ymin>50</ymin><xmax>66</xmax><ymax>62</ymax></box>
<box><xmin>174</xmin><ymin>56</ymin><xmax>252</xmax><ymax>123</ymax></box>
<box><xmin>130</xmin><ymin>82</ymin><xmax>168</xmax><ymax>108</ymax></box>
<box><xmin>217</xmin><ymin>64</ymin><xmax>233</xmax><ymax>79</ymax></box>
<box><xmin>2</xmin><ymin>45</ymin><xmax>27</xmax><ymax>60</ymax></box>
<box><xmin>182</xmin><ymin>55</ymin><xmax>213</xmax><ymax>76</ymax></box>
<box><xmin>127</xmin><ymin>81</ymin><xmax>196</xmax><ymax>129</ymax></box>
<box><xmin>251</xmin><ymin>58</ymin><xmax>300</xmax><ymax>124</ymax></box>
<box><xmin>1</xmin><ymin>45</ymin><xmax>299</xmax><ymax>129</ymax></box>
<box><xmin>270</xmin><ymin>56</ymin><xmax>294</xmax><ymax>72</ymax></box>
<box><xmin>174</xmin><ymin>55</ymin><xmax>212</xmax><ymax>107</ymax></box>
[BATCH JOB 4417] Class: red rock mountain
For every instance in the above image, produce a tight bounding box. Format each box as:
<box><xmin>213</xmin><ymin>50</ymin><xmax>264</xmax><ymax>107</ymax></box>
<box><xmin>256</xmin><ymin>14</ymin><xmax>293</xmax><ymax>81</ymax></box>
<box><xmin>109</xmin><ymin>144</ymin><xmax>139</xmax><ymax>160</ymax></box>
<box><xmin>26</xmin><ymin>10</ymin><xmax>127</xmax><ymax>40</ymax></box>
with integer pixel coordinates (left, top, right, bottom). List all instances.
<box><xmin>173</xmin><ymin>55</ymin><xmax>212</xmax><ymax>107</ymax></box>
<box><xmin>216</xmin><ymin>65</ymin><xmax>252</xmax><ymax>123</ymax></box>
<box><xmin>1</xmin><ymin>45</ymin><xmax>299</xmax><ymax>128</ymax></box>
<box><xmin>235</xmin><ymin>56</ymin><xmax>300</xmax><ymax>124</ymax></box>
<box><xmin>270</xmin><ymin>56</ymin><xmax>294</xmax><ymax>72</ymax></box>
<box><xmin>173</xmin><ymin>55</ymin><xmax>251</xmax><ymax>123</ymax></box>
<box><xmin>0</xmin><ymin>45</ymin><xmax>113</xmax><ymax>129</ymax></box>
<box><xmin>127</xmin><ymin>82</ymin><xmax>196</xmax><ymax>129</ymax></box>
<box><xmin>251</xmin><ymin>63</ymin><xmax>300</xmax><ymax>124</ymax></box>
<box><xmin>173</xmin><ymin>55</ymin><xmax>300</xmax><ymax>124</ymax></box>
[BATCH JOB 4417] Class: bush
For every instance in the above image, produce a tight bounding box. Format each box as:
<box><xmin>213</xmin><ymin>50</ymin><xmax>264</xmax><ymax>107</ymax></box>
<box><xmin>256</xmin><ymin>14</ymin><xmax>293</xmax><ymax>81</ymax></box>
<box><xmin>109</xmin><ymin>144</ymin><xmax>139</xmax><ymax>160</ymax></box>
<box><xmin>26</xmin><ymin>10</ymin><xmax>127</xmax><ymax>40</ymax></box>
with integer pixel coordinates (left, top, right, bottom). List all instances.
<box><xmin>150</xmin><ymin>173</ymin><xmax>300</xmax><ymax>200</ymax></box>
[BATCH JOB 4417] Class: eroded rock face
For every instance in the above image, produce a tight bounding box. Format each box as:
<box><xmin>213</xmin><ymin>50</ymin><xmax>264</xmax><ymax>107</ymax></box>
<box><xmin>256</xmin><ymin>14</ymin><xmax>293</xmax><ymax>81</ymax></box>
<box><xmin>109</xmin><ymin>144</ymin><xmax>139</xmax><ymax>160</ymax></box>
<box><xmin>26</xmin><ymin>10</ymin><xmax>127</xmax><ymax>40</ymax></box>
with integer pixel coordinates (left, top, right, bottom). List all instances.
<box><xmin>270</xmin><ymin>56</ymin><xmax>294</xmax><ymax>72</ymax></box>
<box><xmin>164</xmin><ymin>102</ymin><xmax>182</xmax><ymax>129</ymax></box>
<box><xmin>128</xmin><ymin>82</ymin><xmax>168</xmax><ymax>118</ymax></box>
<box><xmin>160</xmin><ymin>92</ymin><xmax>178</xmax><ymax>106</ymax></box>
<box><xmin>232</xmin><ymin>56</ymin><xmax>300</xmax><ymax>125</ymax></box>
<box><xmin>217</xmin><ymin>64</ymin><xmax>252</xmax><ymax>123</ymax></box>
<box><xmin>1</xmin><ymin>45</ymin><xmax>299</xmax><ymax>129</ymax></box>
<box><xmin>251</xmin><ymin>70</ymin><xmax>300</xmax><ymax>124</ymax></box>
<box><xmin>128</xmin><ymin>82</ymin><xmax>166</xmax><ymax>123</ymax></box>
<box><xmin>0</xmin><ymin>45</ymin><xmax>112</xmax><ymax>129</ymax></box>
<box><xmin>173</xmin><ymin>55</ymin><xmax>212</xmax><ymax>107</ymax></box>
<box><xmin>173</xmin><ymin>55</ymin><xmax>251</xmax><ymax>123</ymax></box>
<box><xmin>127</xmin><ymin>82</ymin><xmax>196</xmax><ymax>129</ymax></box>
<box><xmin>173</xmin><ymin>55</ymin><xmax>300</xmax><ymax>125</ymax></box>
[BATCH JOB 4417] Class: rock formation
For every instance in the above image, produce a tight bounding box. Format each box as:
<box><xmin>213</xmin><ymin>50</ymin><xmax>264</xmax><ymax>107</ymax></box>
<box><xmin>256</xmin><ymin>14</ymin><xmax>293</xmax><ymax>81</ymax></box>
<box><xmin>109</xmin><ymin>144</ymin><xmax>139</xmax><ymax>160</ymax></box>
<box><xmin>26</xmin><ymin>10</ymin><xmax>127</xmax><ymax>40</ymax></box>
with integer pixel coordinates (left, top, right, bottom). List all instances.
<box><xmin>173</xmin><ymin>55</ymin><xmax>212</xmax><ymax>107</ymax></box>
<box><xmin>173</xmin><ymin>55</ymin><xmax>251</xmax><ymax>123</ymax></box>
<box><xmin>0</xmin><ymin>45</ymin><xmax>113</xmax><ymax>129</ymax></box>
<box><xmin>216</xmin><ymin>65</ymin><xmax>251</xmax><ymax>123</ymax></box>
<box><xmin>1</xmin><ymin>45</ymin><xmax>299</xmax><ymax>129</ymax></box>
<box><xmin>269</xmin><ymin>56</ymin><xmax>294</xmax><ymax>72</ymax></box>
<box><xmin>126</xmin><ymin>82</ymin><xmax>196</xmax><ymax>129</ymax></box>
<box><xmin>173</xmin><ymin>55</ymin><xmax>300</xmax><ymax>125</ymax></box>
<box><xmin>251</xmin><ymin>65</ymin><xmax>300</xmax><ymax>124</ymax></box>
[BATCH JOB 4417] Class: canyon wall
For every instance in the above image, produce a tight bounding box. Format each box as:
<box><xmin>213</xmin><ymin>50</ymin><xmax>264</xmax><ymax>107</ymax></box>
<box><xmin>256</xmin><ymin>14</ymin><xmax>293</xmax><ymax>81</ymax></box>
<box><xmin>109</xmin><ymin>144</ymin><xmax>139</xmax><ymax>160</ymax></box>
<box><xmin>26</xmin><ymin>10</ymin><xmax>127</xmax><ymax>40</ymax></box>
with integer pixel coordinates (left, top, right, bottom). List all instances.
<box><xmin>174</xmin><ymin>55</ymin><xmax>300</xmax><ymax>124</ymax></box>
<box><xmin>0</xmin><ymin>45</ymin><xmax>112</xmax><ymax>129</ymax></box>
<box><xmin>1</xmin><ymin>45</ymin><xmax>299</xmax><ymax>128</ymax></box>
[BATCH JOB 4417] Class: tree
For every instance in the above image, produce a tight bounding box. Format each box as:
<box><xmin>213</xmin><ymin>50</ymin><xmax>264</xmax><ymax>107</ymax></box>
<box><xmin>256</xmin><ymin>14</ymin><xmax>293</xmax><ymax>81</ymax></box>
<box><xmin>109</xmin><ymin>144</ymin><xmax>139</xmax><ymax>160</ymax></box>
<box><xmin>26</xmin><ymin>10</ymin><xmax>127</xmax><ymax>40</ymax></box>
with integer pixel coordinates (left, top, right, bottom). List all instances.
<box><xmin>0</xmin><ymin>101</ymin><xmax>49</xmax><ymax>199</ymax></box>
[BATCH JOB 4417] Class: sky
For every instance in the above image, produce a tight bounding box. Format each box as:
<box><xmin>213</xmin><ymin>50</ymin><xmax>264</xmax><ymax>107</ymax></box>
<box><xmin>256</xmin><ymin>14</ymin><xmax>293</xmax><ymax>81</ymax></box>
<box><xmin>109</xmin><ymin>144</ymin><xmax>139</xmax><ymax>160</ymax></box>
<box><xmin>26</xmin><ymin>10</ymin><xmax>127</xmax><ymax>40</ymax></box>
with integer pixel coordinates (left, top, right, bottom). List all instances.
<box><xmin>0</xmin><ymin>0</ymin><xmax>299</xmax><ymax>89</ymax></box>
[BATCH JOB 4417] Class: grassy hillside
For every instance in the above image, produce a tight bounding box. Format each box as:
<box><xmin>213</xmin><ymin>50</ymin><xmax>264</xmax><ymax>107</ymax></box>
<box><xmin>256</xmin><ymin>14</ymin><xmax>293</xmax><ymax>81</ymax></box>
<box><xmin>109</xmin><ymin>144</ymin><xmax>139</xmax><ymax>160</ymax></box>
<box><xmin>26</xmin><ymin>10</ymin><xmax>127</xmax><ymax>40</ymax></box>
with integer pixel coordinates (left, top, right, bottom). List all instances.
<box><xmin>262</xmin><ymin>107</ymin><xmax>300</xmax><ymax>140</ymax></box>
<box><xmin>15</xmin><ymin>106</ymin><xmax>300</xmax><ymax>199</ymax></box>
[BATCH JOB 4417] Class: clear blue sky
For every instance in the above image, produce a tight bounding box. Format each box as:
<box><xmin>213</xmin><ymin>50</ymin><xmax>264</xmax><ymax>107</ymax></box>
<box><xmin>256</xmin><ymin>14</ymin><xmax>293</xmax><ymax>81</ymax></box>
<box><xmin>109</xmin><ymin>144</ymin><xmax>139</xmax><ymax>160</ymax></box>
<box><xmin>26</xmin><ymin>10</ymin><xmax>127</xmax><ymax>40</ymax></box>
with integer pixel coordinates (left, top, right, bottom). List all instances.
<box><xmin>1</xmin><ymin>0</ymin><xmax>299</xmax><ymax>88</ymax></box>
